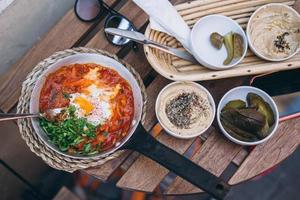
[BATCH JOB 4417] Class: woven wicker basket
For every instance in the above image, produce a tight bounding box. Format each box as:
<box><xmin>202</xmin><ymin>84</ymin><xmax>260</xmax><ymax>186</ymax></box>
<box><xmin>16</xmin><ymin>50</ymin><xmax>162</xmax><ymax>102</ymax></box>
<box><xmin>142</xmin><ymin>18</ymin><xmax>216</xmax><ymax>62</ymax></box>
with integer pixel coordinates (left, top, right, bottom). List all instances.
<box><xmin>144</xmin><ymin>0</ymin><xmax>300</xmax><ymax>81</ymax></box>
<box><xmin>17</xmin><ymin>47</ymin><xmax>147</xmax><ymax>172</ymax></box>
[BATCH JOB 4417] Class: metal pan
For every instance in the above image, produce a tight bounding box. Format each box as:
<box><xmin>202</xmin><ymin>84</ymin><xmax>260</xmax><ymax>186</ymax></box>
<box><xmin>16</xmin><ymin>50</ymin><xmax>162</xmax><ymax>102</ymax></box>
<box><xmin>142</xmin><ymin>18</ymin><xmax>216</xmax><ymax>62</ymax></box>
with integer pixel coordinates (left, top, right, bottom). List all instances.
<box><xmin>30</xmin><ymin>53</ymin><xmax>229</xmax><ymax>199</ymax></box>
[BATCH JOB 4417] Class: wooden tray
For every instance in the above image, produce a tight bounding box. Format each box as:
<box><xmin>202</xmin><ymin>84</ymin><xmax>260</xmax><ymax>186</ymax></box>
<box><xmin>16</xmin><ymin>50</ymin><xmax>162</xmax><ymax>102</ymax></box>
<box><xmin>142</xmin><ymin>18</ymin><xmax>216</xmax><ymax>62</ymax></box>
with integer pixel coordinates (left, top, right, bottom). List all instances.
<box><xmin>144</xmin><ymin>0</ymin><xmax>300</xmax><ymax>81</ymax></box>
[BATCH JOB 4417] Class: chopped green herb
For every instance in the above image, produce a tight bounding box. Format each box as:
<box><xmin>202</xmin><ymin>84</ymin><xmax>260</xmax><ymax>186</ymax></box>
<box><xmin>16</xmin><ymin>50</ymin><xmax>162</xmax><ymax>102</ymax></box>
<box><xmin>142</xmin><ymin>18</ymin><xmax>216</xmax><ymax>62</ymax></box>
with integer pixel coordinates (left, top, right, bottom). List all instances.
<box><xmin>83</xmin><ymin>143</ymin><xmax>91</xmax><ymax>153</ymax></box>
<box><xmin>39</xmin><ymin>106</ymin><xmax>97</xmax><ymax>155</ymax></box>
<box><xmin>87</xmin><ymin>150</ymin><xmax>99</xmax><ymax>155</ymax></box>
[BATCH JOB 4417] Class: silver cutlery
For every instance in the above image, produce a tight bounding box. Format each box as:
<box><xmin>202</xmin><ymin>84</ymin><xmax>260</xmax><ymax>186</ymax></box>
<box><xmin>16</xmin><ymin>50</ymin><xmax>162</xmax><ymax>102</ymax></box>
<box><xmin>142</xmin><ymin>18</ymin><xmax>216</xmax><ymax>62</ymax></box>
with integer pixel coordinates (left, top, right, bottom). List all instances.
<box><xmin>105</xmin><ymin>28</ymin><xmax>197</xmax><ymax>63</ymax></box>
<box><xmin>0</xmin><ymin>108</ymin><xmax>64</xmax><ymax>122</ymax></box>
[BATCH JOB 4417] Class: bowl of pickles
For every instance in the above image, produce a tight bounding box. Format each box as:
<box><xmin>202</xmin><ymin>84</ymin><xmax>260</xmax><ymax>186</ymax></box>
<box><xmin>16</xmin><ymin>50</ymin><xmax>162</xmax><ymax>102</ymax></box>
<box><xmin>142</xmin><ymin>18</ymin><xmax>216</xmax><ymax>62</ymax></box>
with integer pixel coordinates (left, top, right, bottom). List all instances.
<box><xmin>217</xmin><ymin>86</ymin><xmax>279</xmax><ymax>146</ymax></box>
<box><xmin>190</xmin><ymin>15</ymin><xmax>248</xmax><ymax>70</ymax></box>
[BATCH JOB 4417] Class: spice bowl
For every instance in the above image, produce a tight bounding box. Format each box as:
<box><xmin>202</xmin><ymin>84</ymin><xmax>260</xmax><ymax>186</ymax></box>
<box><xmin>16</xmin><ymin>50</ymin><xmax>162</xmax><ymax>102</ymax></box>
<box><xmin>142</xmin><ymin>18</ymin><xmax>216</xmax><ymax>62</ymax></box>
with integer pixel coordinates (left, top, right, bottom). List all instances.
<box><xmin>155</xmin><ymin>81</ymin><xmax>215</xmax><ymax>139</ymax></box>
<box><xmin>217</xmin><ymin>86</ymin><xmax>279</xmax><ymax>146</ymax></box>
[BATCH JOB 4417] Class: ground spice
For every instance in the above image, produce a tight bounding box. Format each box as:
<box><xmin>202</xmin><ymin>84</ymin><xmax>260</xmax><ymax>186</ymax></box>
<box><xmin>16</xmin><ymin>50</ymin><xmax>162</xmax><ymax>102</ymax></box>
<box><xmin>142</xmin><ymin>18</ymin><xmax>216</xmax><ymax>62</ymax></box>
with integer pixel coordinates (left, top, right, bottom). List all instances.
<box><xmin>274</xmin><ymin>32</ymin><xmax>290</xmax><ymax>53</ymax></box>
<box><xmin>165</xmin><ymin>92</ymin><xmax>204</xmax><ymax>129</ymax></box>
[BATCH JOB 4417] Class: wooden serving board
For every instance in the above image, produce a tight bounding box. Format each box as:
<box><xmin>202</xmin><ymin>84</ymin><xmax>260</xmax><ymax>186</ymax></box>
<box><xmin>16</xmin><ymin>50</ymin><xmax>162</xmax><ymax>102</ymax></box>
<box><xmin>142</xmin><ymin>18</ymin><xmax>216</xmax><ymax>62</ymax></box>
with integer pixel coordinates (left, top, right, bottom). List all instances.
<box><xmin>144</xmin><ymin>0</ymin><xmax>300</xmax><ymax>81</ymax></box>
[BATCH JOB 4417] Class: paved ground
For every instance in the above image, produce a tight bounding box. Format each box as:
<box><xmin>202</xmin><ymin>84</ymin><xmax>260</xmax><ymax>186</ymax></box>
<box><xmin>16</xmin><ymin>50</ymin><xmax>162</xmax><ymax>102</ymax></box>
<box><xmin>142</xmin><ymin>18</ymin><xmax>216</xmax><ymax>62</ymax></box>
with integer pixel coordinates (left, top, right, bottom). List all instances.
<box><xmin>0</xmin><ymin>0</ymin><xmax>74</xmax><ymax>75</ymax></box>
<box><xmin>0</xmin><ymin>1</ymin><xmax>299</xmax><ymax>200</ymax></box>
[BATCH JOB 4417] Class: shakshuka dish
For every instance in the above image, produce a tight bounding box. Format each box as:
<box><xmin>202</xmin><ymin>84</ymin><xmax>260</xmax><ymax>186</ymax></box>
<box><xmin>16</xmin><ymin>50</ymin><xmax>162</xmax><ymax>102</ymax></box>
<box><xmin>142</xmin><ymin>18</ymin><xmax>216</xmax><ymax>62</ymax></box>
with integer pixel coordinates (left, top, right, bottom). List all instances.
<box><xmin>39</xmin><ymin>63</ymin><xmax>134</xmax><ymax>155</ymax></box>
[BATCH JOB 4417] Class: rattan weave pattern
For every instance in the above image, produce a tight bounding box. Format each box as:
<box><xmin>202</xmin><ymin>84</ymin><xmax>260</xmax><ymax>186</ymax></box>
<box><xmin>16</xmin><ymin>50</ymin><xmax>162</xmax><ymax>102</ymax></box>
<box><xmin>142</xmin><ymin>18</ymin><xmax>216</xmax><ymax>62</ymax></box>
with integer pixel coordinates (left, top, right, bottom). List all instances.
<box><xmin>144</xmin><ymin>0</ymin><xmax>299</xmax><ymax>81</ymax></box>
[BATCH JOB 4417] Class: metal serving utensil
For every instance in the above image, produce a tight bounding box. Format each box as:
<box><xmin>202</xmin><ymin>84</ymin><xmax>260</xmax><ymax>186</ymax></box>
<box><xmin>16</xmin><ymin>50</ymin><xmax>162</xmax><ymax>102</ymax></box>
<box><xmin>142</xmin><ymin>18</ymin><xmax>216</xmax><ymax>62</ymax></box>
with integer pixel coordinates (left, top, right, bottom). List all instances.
<box><xmin>105</xmin><ymin>28</ymin><xmax>197</xmax><ymax>63</ymax></box>
<box><xmin>0</xmin><ymin>108</ymin><xmax>64</xmax><ymax>122</ymax></box>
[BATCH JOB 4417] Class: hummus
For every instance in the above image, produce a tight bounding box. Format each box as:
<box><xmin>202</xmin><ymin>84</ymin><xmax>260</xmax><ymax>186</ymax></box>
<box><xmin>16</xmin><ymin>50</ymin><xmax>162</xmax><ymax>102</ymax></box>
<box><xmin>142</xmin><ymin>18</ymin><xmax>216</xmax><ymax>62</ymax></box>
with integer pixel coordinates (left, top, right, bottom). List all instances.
<box><xmin>156</xmin><ymin>82</ymin><xmax>213</xmax><ymax>137</ymax></box>
<box><xmin>248</xmin><ymin>4</ymin><xmax>300</xmax><ymax>59</ymax></box>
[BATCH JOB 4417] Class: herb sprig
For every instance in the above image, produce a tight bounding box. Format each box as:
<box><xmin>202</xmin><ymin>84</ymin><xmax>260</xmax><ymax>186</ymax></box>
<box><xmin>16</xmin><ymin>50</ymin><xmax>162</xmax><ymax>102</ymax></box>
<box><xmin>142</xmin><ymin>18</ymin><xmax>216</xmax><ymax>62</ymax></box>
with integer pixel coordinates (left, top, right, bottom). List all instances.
<box><xmin>40</xmin><ymin>105</ymin><xmax>98</xmax><ymax>154</ymax></box>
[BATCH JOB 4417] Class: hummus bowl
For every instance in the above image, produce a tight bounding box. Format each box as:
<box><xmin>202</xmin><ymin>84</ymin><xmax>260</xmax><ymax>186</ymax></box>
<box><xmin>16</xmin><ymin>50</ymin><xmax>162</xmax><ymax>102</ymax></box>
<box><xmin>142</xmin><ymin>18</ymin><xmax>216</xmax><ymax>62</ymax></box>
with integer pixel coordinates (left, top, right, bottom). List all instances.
<box><xmin>155</xmin><ymin>81</ymin><xmax>215</xmax><ymax>139</ymax></box>
<box><xmin>247</xmin><ymin>3</ymin><xmax>300</xmax><ymax>61</ymax></box>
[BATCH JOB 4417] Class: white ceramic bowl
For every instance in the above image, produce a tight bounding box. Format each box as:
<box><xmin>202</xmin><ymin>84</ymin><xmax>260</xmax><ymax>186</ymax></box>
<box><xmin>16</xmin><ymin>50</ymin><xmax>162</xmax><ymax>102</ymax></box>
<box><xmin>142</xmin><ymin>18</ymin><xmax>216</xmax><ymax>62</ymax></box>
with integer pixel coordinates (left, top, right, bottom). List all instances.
<box><xmin>155</xmin><ymin>81</ymin><xmax>215</xmax><ymax>139</ymax></box>
<box><xmin>190</xmin><ymin>15</ymin><xmax>248</xmax><ymax>70</ymax></box>
<box><xmin>247</xmin><ymin>3</ymin><xmax>300</xmax><ymax>62</ymax></box>
<box><xmin>29</xmin><ymin>53</ymin><xmax>144</xmax><ymax>159</ymax></box>
<box><xmin>217</xmin><ymin>86</ymin><xmax>279</xmax><ymax>146</ymax></box>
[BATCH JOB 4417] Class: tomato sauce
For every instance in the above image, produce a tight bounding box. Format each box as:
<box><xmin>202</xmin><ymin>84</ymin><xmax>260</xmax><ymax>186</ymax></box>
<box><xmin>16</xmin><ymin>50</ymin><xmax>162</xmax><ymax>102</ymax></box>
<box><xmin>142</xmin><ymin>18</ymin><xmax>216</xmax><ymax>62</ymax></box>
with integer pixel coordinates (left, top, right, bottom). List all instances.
<box><xmin>39</xmin><ymin>63</ymin><xmax>134</xmax><ymax>152</ymax></box>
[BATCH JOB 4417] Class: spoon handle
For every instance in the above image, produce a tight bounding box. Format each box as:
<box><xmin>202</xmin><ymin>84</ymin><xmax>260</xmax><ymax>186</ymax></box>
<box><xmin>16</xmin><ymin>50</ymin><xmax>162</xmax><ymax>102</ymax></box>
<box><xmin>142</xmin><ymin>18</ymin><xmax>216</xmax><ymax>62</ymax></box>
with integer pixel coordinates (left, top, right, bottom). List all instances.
<box><xmin>0</xmin><ymin>113</ymin><xmax>40</xmax><ymax>122</ymax></box>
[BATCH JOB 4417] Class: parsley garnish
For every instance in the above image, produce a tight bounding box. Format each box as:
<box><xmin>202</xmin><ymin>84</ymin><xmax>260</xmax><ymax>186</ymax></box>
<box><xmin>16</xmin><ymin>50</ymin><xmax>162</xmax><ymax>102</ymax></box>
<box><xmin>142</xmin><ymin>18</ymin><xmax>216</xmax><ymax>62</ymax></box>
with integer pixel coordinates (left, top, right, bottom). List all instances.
<box><xmin>40</xmin><ymin>106</ymin><xmax>98</xmax><ymax>154</ymax></box>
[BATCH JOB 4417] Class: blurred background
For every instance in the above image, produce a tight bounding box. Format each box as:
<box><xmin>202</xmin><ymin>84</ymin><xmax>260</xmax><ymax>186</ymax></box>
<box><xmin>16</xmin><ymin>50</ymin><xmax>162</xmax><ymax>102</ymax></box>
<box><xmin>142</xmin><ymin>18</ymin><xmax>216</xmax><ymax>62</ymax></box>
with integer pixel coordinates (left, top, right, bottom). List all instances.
<box><xmin>0</xmin><ymin>0</ymin><xmax>299</xmax><ymax>200</ymax></box>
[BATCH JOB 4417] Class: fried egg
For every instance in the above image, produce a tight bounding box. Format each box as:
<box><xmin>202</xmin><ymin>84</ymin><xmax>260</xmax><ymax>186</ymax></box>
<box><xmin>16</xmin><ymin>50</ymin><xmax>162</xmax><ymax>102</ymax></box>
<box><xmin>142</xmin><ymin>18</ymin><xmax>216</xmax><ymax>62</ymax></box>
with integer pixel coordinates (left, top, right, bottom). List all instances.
<box><xmin>65</xmin><ymin>66</ymin><xmax>123</xmax><ymax>126</ymax></box>
<box><xmin>69</xmin><ymin>83</ymin><xmax>119</xmax><ymax>126</ymax></box>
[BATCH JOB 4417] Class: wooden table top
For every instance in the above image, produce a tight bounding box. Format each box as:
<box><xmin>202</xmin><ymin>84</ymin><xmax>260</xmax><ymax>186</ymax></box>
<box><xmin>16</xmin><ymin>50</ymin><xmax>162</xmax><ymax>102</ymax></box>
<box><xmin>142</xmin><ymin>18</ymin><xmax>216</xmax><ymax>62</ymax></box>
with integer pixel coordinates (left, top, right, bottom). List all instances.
<box><xmin>0</xmin><ymin>0</ymin><xmax>299</xmax><ymax>196</ymax></box>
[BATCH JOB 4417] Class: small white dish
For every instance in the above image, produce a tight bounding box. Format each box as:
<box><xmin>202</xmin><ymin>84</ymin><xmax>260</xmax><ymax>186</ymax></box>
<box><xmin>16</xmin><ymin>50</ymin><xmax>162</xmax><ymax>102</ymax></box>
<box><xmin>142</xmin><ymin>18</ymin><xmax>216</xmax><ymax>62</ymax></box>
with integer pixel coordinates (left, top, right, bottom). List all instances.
<box><xmin>247</xmin><ymin>3</ymin><xmax>300</xmax><ymax>62</ymax></box>
<box><xmin>155</xmin><ymin>81</ymin><xmax>215</xmax><ymax>139</ymax></box>
<box><xmin>217</xmin><ymin>86</ymin><xmax>279</xmax><ymax>146</ymax></box>
<box><xmin>190</xmin><ymin>14</ymin><xmax>248</xmax><ymax>70</ymax></box>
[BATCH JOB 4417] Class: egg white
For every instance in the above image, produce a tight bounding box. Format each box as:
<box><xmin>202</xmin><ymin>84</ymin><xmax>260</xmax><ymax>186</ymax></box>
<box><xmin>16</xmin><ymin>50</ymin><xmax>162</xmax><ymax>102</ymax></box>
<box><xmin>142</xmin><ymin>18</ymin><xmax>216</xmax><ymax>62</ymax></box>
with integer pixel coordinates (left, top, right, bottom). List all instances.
<box><xmin>69</xmin><ymin>83</ymin><xmax>116</xmax><ymax>126</ymax></box>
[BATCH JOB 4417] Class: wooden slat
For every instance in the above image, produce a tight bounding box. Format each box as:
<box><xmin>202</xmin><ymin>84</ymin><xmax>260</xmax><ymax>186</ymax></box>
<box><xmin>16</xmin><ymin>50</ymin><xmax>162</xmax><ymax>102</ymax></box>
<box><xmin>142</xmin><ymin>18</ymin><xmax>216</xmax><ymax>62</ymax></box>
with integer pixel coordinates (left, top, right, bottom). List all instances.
<box><xmin>142</xmin><ymin>76</ymin><xmax>171</xmax><ymax>130</ymax></box>
<box><xmin>122</xmin><ymin>45</ymin><xmax>154</xmax><ymax>79</ymax></box>
<box><xmin>232</xmin><ymin>148</ymin><xmax>248</xmax><ymax>166</ymax></box>
<box><xmin>53</xmin><ymin>187</ymin><xmax>79</xmax><ymax>200</ymax></box>
<box><xmin>116</xmin><ymin>130</ymin><xmax>195</xmax><ymax>192</ymax></box>
<box><xmin>165</xmin><ymin>127</ymin><xmax>241</xmax><ymax>195</ymax></box>
<box><xmin>86</xmin><ymin>151</ymin><xmax>131</xmax><ymax>181</ymax></box>
<box><xmin>0</xmin><ymin>0</ymin><xmax>118</xmax><ymax>113</ymax></box>
<box><xmin>229</xmin><ymin>117</ymin><xmax>300</xmax><ymax>185</ymax></box>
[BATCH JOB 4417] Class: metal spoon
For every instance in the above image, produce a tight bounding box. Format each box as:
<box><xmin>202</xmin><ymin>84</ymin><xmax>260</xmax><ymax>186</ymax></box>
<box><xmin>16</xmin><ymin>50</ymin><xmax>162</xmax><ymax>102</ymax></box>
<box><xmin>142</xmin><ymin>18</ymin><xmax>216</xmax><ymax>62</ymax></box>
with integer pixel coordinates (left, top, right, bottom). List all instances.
<box><xmin>0</xmin><ymin>108</ymin><xmax>64</xmax><ymax>122</ymax></box>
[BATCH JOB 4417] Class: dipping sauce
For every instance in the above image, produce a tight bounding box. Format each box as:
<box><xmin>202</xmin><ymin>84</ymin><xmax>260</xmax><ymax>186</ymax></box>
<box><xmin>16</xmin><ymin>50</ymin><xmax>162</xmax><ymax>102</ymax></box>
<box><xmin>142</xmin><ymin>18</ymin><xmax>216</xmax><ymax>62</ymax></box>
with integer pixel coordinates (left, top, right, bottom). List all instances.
<box><xmin>156</xmin><ymin>82</ymin><xmax>214</xmax><ymax>138</ymax></box>
<box><xmin>248</xmin><ymin>4</ymin><xmax>300</xmax><ymax>60</ymax></box>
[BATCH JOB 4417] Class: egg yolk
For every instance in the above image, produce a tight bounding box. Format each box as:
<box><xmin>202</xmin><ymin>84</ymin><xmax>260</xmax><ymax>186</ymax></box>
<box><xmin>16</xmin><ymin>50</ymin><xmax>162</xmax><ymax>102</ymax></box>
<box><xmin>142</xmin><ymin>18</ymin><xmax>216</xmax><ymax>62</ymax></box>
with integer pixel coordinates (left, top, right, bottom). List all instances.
<box><xmin>74</xmin><ymin>96</ymin><xmax>94</xmax><ymax>115</ymax></box>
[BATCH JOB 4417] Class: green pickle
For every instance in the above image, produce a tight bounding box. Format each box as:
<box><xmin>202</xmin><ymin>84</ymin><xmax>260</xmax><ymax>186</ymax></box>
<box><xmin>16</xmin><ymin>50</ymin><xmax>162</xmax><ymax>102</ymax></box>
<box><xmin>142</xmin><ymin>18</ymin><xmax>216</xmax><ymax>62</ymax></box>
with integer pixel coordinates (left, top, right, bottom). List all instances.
<box><xmin>247</xmin><ymin>93</ymin><xmax>275</xmax><ymax>126</ymax></box>
<box><xmin>210</xmin><ymin>32</ymin><xmax>224</xmax><ymax>49</ymax></box>
<box><xmin>220</xmin><ymin>93</ymin><xmax>275</xmax><ymax>142</ymax></box>
<box><xmin>233</xmin><ymin>33</ymin><xmax>244</xmax><ymax>58</ymax></box>
<box><xmin>223</xmin><ymin>33</ymin><xmax>234</xmax><ymax>65</ymax></box>
<box><xmin>222</xmin><ymin>100</ymin><xmax>246</xmax><ymax>111</ymax></box>
<box><xmin>221</xmin><ymin>117</ymin><xmax>258</xmax><ymax>142</ymax></box>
